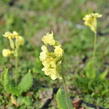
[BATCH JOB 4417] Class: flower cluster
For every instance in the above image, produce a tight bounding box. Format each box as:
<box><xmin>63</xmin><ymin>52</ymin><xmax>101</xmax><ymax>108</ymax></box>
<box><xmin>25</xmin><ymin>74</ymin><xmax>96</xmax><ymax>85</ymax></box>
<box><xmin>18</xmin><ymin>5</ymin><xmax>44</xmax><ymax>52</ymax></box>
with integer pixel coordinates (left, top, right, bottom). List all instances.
<box><xmin>2</xmin><ymin>31</ymin><xmax>24</xmax><ymax>57</ymax></box>
<box><xmin>40</xmin><ymin>32</ymin><xmax>63</xmax><ymax>80</ymax></box>
<box><xmin>83</xmin><ymin>13</ymin><xmax>102</xmax><ymax>33</ymax></box>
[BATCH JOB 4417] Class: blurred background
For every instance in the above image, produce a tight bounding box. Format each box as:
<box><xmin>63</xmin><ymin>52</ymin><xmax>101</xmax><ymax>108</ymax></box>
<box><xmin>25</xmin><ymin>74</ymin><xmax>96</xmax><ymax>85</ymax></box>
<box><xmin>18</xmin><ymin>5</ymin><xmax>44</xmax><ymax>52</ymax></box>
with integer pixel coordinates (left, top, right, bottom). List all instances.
<box><xmin>0</xmin><ymin>0</ymin><xmax>109</xmax><ymax>108</ymax></box>
<box><xmin>0</xmin><ymin>0</ymin><xmax>109</xmax><ymax>75</ymax></box>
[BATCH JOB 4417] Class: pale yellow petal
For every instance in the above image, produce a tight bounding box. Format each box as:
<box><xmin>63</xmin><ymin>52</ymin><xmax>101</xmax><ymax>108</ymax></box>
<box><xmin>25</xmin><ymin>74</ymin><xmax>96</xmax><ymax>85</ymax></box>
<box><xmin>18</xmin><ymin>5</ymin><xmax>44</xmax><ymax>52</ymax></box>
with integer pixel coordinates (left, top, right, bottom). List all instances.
<box><xmin>42</xmin><ymin>32</ymin><xmax>55</xmax><ymax>45</ymax></box>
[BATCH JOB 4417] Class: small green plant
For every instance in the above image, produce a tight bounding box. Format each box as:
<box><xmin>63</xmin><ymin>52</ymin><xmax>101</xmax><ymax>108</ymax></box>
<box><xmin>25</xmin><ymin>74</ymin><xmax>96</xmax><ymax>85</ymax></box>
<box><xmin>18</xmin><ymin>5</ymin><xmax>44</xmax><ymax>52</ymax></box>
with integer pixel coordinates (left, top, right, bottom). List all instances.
<box><xmin>74</xmin><ymin>13</ymin><xmax>109</xmax><ymax>101</ymax></box>
<box><xmin>1</xmin><ymin>31</ymin><xmax>33</xmax><ymax>106</ymax></box>
<box><xmin>83</xmin><ymin>13</ymin><xmax>102</xmax><ymax>77</ymax></box>
<box><xmin>3</xmin><ymin>69</ymin><xmax>33</xmax><ymax>96</ymax></box>
<box><xmin>39</xmin><ymin>32</ymin><xmax>73</xmax><ymax>109</ymax></box>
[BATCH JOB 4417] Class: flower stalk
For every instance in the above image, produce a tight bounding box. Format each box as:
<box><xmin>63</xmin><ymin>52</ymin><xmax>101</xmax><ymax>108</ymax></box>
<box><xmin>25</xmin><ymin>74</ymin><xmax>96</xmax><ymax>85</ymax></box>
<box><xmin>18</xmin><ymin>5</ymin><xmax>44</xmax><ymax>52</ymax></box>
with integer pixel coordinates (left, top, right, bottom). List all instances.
<box><xmin>83</xmin><ymin>13</ymin><xmax>102</xmax><ymax>70</ymax></box>
<box><xmin>15</xmin><ymin>47</ymin><xmax>19</xmax><ymax>81</ymax></box>
<box><xmin>2</xmin><ymin>31</ymin><xmax>24</xmax><ymax>82</ymax></box>
<box><xmin>93</xmin><ymin>32</ymin><xmax>97</xmax><ymax>60</ymax></box>
<box><xmin>40</xmin><ymin>32</ymin><xmax>71</xmax><ymax>109</ymax></box>
<box><xmin>62</xmin><ymin>75</ymin><xmax>71</xmax><ymax>109</ymax></box>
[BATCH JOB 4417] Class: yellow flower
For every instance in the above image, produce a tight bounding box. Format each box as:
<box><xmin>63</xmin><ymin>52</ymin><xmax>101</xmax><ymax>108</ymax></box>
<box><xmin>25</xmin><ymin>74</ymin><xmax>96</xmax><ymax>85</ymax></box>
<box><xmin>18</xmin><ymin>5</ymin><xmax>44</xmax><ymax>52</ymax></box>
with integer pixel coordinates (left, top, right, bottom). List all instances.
<box><xmin>16</xmin><ymin>36</ymin><xmax>24</xmax><ymax>47</ymax></box>
<box><xmin>83</xmin><ymin>13</ymin><xmax>102</xmax><ymax>33</ymax></box>
<box><xmin>2</xmin><ymin>49</ymin><xmax>13</xmax><ymax>57</ymax></box>
<box><xmin>9</xmin><ymin>39</ymin><xmax>15</xmax><ymax>49</ymax></box>
<box><xmin>54</xmin><ymin>45</ymin><xmax>63</xmax><ymax>57</ymax></box>
<box><xmin>2</xmin><ymin>31</ymin><xmax>24</xmax><ymax>58</ymax></box>
<box><xmin>39</xmin><ymin>45</ymin><xmax>48</xmax><ymax>61</ymax></box>
<box><xmin>42</xmin><ymin>66</ymin><xmax>62</xmax><ymax>80</ymax></box>
<box><xmin>3</xmin><ymin>31</ymin><xmax>19</xmax><ymax>39</ymax></box>
<box><xmin>3</xmin><ymin>32</ymin><xmax>13</xmax><ymax>39</ymax></box>
<box><xmin>42</xmin><ymin>32</ymin><xmax>55</xmax><ymax>45</ymax></box>
<box><xmin>43</xmin><ymin>57</ymin><xmax>56</xmax><ymax>67</ymax></box>
<box><xmin>12</xmin><ymin>31</ymin><xmax>20</xmax><ymax>39</ymax></box>
<box><xmin>3</xmin><ymin>31</ymin><xmax>24</xmax><ymax>49</ymax></box>
<box><xmin>40</xmin><ymin>32</ymin><xmax>63</xmax><ymax>80</ymax></box>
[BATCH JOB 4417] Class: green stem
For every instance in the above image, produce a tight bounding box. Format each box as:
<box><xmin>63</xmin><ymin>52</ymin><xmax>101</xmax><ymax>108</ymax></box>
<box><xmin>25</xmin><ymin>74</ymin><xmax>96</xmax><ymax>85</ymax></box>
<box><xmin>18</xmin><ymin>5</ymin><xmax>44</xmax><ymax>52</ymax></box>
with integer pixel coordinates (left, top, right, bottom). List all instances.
<box><xmin>15</xmin><ymin>54</ymin><xmax>18</xmax><ymax>75</ymax></box>
<box><xmin>61</xmin><ymin>56</ymin><xmax>70</xmax><ymax>109</ymax></box>
<box><xmin>62</xmin><ymin>74</ymin><xmax>70</xmax><ymax>109</ymax></box>
<box><xmin>15</xmin><ymin>47</ymin><xmax>19</xmax><ymax>81</ymax></box>
<box><xmin>93</xmin><ymin>32</ymin><xmax>97</xmax><ymax>60</ymax></box>
<box><xmin>91</xmin><ymin>32</ymin><xmax>97</xmax><ymax>77</ymax></box>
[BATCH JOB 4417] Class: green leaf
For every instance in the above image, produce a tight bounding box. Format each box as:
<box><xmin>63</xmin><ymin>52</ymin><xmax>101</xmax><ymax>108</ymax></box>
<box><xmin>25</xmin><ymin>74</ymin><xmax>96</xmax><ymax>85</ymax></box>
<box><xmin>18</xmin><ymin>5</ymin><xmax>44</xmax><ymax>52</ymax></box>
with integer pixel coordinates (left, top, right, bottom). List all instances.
<box><xmin>3</xmin><ymin>70</ymin><xmax>33</xmax><ymax>96</ymax></box>
<box><xmin>56</xmin><ymin>88</ymin><xmax>73</xmax><ymax>109</ymax></box>
<box><xmin>17</xmin><ymin>96</ymin><xmax>32</xmax><ymax>106</ymax></box>
<box><xmin>84</xmin><ymin>59</ymin><xmax>96</xmax><ymax>78</ymax></box>
<box><xmin>3</xmin><ymin>69</ymin><xmax>10</xmax><ymax>91</ymax></box>
<box><xmin>3</xmin><ymin>69</ymin><xmax>20</xmax><ymax>96</ymax></box>
<box><xmin>99</xmin><ymin>70</ymin><xmax>108</xmax><ymax>80</ymax></box>
<box><xmin>18</xmin><ymin>72</ymin><xmax>33</xmax><ymax>94</ymax></box>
